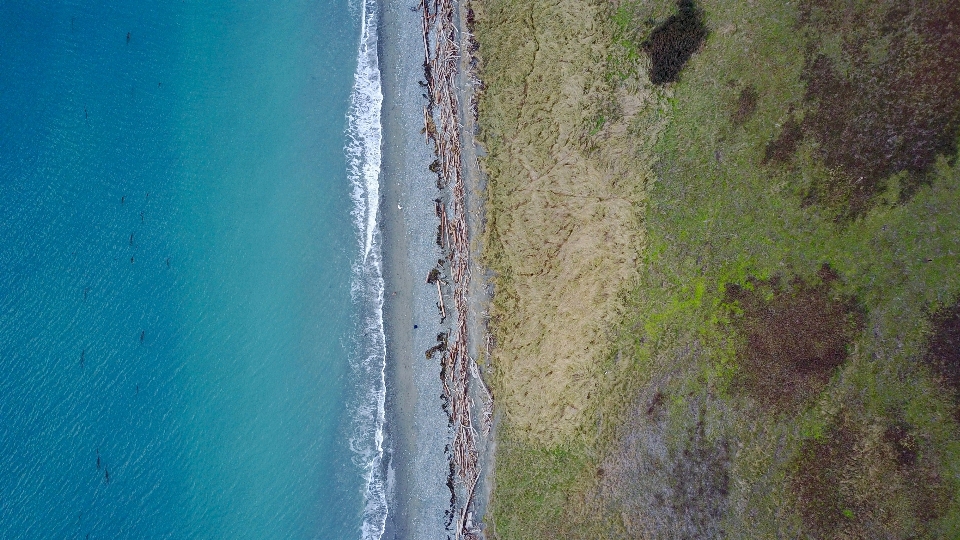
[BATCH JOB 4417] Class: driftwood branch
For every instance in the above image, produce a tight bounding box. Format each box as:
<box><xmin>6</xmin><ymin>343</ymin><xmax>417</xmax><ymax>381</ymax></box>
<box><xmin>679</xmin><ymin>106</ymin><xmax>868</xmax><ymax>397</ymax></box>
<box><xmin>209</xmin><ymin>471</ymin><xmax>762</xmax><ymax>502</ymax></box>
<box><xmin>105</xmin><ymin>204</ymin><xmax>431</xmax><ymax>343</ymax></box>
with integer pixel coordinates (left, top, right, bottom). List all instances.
<box><xmin>421</xmin><ymin>0</ymin><xmax>487</xmax><ymax>537</ymax></box>
<box><xmin>437</xmin><ymin>279</ymin><xmax>446</xmax><ymax>319</ymax></box>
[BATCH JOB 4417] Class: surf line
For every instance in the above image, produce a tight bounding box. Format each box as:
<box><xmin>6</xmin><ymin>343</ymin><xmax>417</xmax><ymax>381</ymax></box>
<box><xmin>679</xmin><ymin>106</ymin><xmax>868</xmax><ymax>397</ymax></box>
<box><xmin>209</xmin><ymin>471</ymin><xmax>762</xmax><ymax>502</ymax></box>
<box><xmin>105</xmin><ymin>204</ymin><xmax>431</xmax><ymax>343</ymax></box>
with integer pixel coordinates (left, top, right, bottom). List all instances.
<box><xmin>421</xmin><ymin>0</ymin><xmax>491</xmax><ymax>536</ymax></box>
<box><xmin>345</xmin><ymin>0</ymin><xmax>388</xmax><ymax>538</ymax></box>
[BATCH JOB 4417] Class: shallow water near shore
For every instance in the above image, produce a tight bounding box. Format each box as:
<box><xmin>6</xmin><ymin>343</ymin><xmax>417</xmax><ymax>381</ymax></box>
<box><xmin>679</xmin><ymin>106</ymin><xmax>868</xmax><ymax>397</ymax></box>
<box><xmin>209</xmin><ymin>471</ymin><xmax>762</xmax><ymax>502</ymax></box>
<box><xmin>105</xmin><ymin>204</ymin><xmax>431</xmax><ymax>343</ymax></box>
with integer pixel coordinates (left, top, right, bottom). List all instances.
<box><xmin>0</xmin><ymin>1</ymin><xmax>383</xmax><ymax>537</ymax></box>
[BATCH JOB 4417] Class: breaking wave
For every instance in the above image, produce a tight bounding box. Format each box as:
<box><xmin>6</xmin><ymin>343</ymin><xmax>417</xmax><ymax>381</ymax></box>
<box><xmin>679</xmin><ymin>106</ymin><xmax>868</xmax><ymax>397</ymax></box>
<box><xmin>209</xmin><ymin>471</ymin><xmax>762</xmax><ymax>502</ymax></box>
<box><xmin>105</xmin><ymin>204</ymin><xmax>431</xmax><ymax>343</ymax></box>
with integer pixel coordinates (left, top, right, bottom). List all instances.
<box><xmin>344</xmin><ymin>0</ymin><xmax>387</xmax><ymax>538</ymax></box>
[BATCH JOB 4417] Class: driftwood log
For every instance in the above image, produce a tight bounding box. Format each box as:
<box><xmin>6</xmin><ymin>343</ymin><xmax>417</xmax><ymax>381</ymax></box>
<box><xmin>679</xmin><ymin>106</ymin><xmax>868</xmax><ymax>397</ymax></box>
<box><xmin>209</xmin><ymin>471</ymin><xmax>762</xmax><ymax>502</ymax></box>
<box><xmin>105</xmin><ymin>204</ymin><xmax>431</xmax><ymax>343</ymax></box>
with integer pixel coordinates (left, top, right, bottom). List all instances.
<box><xmin>421</xmin><ymin>0</ymin><xmax>487</xmax><ymax>537</ymax></box>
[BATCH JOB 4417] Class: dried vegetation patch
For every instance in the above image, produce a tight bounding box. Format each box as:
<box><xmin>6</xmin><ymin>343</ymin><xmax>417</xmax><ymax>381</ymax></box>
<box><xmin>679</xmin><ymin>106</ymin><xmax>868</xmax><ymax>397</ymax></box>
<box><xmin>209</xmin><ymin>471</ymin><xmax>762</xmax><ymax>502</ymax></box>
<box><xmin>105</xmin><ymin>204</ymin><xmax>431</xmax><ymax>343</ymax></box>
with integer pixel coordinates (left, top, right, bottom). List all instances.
<box><xmin>724</xmin><ymin>265</ymin><xmax>864</xmax><ymax>410</ymax></box>
<box><xmin>601</xmin><ymin>382</ymin><xmax>730</xmax><ymax>540</ymax></box>
<box><xmin>477</xmin><ymin>0</ymin><xmax>663</xmax><ymax>444</ymax></box>
<box><xmin>791</xmin><ymin>413</ymin><xmax>950</xmax><ymax>538</ymax></box>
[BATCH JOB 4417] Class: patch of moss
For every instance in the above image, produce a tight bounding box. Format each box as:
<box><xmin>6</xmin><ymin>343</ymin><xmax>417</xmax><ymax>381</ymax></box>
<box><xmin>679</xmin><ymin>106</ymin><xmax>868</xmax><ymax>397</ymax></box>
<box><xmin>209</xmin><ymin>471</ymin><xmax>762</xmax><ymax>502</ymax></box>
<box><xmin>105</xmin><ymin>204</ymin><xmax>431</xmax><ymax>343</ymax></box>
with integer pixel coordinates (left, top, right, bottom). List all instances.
<box><xmin>489</xmin><ymin>434</ymin><xmax>613</xmax><ymax>539</ymax></box>
<box><xmin>593</xmin><ymin>0</ymin><xmax>960</xmax><ymax>535</ymax></box>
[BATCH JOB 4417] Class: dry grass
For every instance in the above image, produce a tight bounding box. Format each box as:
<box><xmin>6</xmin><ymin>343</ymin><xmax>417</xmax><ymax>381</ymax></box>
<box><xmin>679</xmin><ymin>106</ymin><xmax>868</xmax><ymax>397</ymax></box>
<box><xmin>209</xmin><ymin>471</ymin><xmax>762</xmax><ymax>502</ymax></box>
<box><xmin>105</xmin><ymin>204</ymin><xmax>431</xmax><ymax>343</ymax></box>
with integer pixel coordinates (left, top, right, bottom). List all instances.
<box><xmin>477</xmin><ymin>0</ymin><xmax>664</xmax><ymax>444</ymax></box>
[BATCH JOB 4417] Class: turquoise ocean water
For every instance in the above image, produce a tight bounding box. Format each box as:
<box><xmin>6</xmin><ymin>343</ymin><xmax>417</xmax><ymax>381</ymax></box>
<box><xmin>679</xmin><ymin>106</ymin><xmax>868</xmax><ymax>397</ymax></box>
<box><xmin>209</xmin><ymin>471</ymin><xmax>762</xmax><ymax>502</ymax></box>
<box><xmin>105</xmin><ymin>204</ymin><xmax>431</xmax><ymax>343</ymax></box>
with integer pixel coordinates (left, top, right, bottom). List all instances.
<box><xmin>0</xmin><ymin>0</ymin><xmax>388</xmax><ymax>538</ymax></box>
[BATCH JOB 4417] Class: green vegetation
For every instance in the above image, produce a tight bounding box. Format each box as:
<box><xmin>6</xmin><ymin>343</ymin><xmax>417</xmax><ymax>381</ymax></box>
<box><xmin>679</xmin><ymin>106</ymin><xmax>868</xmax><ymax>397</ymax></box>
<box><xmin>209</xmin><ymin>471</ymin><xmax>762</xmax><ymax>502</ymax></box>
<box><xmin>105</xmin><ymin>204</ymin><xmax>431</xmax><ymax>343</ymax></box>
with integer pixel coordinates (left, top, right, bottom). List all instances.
<box><xmin>477</xmin><ymin>0</ymin><xmax>960</xmax><ymax>537</ymax></box>
<box><xmin>489</xmin><ymin>437</ymin><xmax>612</xmax><ymax>537</ymax></box>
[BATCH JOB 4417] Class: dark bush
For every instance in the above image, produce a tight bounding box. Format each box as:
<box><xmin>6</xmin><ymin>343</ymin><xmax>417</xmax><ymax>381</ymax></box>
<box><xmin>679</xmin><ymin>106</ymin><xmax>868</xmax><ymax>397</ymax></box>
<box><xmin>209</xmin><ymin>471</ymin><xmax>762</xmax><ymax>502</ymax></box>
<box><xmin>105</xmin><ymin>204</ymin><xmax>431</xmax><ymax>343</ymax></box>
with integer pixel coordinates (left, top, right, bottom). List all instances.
<box><xmin>643</xmin><ymin>0</ymin><xmax>707</xmax><ymax>85</ymax></box>
<box><xmin>883</xmin><ymin>421</ymin><xmax>918</xmax><ymax>468</ymax></box>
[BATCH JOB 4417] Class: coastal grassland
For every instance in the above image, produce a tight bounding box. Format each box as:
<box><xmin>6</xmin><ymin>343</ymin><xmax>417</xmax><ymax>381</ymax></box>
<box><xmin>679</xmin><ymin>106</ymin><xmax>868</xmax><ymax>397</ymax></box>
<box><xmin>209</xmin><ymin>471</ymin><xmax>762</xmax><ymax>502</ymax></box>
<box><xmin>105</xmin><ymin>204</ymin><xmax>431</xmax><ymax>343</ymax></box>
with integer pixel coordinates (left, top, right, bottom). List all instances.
<box><xmin>601</xmin><ymin>0</ymin><xmax>960</xmax><ymax>537</ymax></box>
<box><xmin>475</xmin><ymin>0</ymin><xmax>666</xmax><ymax>446</ymax></box>
<box><xmin>474</xmin><ymin>0</ymin><xmax>668</xmax><ymax>535</ymax></box>
<box><xmin>477</xmin><ymin>0</ymin><xmax>960</xmax><ymax>537</ymax></box>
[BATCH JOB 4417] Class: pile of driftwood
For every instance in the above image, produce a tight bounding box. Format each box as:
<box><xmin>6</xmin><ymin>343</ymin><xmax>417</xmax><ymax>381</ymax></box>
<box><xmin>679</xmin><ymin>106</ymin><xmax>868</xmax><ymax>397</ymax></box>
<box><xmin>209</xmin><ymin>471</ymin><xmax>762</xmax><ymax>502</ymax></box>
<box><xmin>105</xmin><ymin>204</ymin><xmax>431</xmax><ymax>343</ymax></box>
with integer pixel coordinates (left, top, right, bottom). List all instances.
<box><xmin>462</xmin><ymin>3</ymin><xmax>482</xmax><ymax>122</ymax></box>
<box><xmin>420</xmin><ymin>0</ymin><xmax>486</xmax><ymax>537</ymax></box>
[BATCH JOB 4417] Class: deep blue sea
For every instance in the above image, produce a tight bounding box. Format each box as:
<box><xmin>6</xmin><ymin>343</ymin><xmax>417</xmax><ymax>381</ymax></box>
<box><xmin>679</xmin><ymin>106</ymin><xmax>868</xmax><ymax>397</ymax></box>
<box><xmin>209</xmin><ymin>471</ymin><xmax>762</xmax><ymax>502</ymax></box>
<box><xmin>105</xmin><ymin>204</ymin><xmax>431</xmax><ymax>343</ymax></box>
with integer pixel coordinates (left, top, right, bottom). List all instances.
<box><xmin>0</xmin><ymin>0</ymin><xmax>387</xmax><ymax>538</ymax></box>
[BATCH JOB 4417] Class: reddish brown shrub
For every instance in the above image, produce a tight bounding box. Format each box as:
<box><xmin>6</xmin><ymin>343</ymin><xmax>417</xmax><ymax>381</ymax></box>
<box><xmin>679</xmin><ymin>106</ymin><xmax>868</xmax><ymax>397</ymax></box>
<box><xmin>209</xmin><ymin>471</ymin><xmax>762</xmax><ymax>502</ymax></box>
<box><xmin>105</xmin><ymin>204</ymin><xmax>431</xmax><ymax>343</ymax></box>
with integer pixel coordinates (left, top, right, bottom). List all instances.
<box><xmin>924</xmin><ymin>298</ymin><xmax>960</xmax><ymax>399</ymax></box>
<box><xmin>791</xmin><ymin>415</ymin><xmax>949</xmax><ymax>538</ymax></box>
<box><xmin>731</xmin><ymin>85</ymin><xmax>758</xmax><ymax>126</ymax></box>
<box><xmin>724</xmin><ymin>265</ymin><xmax>863</xmax><ymax>409</ymax></box>
<box><xmin>796</xmin><ymin>1</ymin><xmax>960</xmax><ymax>218</ymax></box>
<box><xmin>762</xmin><ymin>116</ymin><xmax>802</xmax><ymax>166</ymax></box>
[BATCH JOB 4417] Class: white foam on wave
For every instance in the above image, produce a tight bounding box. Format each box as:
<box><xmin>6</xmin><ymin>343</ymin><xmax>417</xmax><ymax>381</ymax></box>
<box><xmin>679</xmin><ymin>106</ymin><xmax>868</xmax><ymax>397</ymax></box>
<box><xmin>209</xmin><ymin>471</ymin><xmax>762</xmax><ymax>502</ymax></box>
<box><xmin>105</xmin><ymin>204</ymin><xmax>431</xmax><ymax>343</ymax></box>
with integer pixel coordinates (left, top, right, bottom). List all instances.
<box><xmin>347</xmin><ymin>0</ymin><xmax>383</xmax><ymax>263</ymax></box>
<box><xmin>344</xmin><ymin>0</ymin><xmax>388</xmax><ymax>538</ymax></box>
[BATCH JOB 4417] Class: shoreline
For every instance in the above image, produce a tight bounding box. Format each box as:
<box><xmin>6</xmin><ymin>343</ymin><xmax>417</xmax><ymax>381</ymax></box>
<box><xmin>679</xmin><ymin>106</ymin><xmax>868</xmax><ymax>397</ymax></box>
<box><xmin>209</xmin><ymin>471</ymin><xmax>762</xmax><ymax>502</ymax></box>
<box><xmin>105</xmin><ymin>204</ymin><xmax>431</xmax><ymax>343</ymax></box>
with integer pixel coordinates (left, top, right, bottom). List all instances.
<box><xmin>418</xmin><ymin>0</ymin><xmax>492</xmax><ymax>535</ymax></box>
<box><xmin>377</xmin><ymin>0</ymin><xmax>455</xmax><ymax>537</ymax></box>
<box><xmin>455</xmin><ymin>0</ymin><xmax>495</xmax><ymax>524</ymax></box>
<box><xmin>378</xmin><ymin>0</ymin><xmax>493</xmax><ymax>536</ymax></box>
